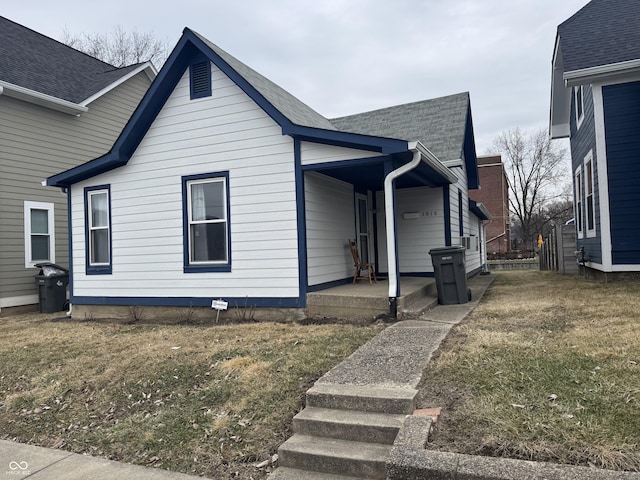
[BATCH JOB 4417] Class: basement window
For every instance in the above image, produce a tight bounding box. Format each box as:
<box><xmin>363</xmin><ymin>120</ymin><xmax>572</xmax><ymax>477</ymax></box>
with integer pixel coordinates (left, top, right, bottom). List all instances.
<box><xmin>190</xmin><ymin>61</ymin><xmax>211</xmax><ymax>99</ymax></box>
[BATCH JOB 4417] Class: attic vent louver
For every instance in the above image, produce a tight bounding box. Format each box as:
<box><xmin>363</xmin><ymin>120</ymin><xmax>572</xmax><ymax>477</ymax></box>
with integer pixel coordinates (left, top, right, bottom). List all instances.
<box><xmin>190</xmin><ymin>61</ymin><xmax>211</xmax><ymax>99</ymax></box>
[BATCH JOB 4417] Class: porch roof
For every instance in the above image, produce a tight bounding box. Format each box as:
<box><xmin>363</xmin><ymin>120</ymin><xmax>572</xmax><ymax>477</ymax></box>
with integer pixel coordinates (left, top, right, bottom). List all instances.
<box><xmin>302</xmin><ymin>150</ymin><xmax>455</xmax><ymax>191</ymax></box>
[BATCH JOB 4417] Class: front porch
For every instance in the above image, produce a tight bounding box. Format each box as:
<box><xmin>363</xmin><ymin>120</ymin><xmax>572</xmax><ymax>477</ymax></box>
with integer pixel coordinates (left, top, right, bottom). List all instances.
<box><xmin>305</xmin><ymin>277</ymin><xmax>437</xmax><ymax>321</ymax></box>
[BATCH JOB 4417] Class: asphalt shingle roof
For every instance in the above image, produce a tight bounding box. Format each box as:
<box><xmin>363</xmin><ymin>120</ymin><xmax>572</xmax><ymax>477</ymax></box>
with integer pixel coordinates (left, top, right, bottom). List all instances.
<box><xmin>191</xmin><ymin>30</ymin><xmax>337</xmax><ymax>132</ymax></box>
<box><xmin>330</xmin><ymin>93</ymin><xmax>471</xmax><ymax>162</ymax></box>
<box><xmin>0</xmin><ymin>16</ymin><xmax>145</xmax><ymax>103</ymax></box>
<box><xmin>558</xmin><ymin>0</ymin><xmax>640</xmax><ymax>73</ymax></box>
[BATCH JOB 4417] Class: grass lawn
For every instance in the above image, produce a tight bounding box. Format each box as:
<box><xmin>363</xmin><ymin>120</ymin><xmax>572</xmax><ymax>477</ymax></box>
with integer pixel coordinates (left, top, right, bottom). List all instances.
<box><xmin>418</xmin><ymin>270</ymin><xmax>640</xmax><ymax>472</ymax></box>
<box><xmin>0</xmin><ymin>314</ymin><xmax>381</xmax><ymax>479</ymax></box>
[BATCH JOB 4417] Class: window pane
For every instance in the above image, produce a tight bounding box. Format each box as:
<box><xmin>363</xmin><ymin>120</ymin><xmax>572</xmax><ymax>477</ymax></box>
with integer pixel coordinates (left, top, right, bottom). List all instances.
<box><xmin>190</xmin><ymin>223</ymin><xmax>227</xmax><ymax>262</ymax></box>
<box><xmin>91</xmin><ymin>229</ymin><xmax>109</xmax><ymax>264</ymax></box>
<box><xmin>31</xmin><ymin>209</ymin><xmax>49</xmax><ymax>234</ymax></box>
<box><xmin>31</xmin><ymin>235</ymin><xmax>50</xmax><ymax>261</ymax></box>
<box><xmin>191</xmin><ymin>181</ymin><xmax>224</xmax><ymax>221</ymax></box>
<box><xmin>91</xmin><ymin>193</ymin><xmax>108</xmax><ymax>228</ymax></box>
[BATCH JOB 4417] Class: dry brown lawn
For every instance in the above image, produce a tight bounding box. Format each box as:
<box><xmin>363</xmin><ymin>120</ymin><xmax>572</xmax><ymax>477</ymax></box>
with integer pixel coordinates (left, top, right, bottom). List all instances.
<box><xmin>0</xmin><ymin>313</ymin><xmax>381</xmax><ymax>479</ymax></box>
<box><xmin>418</xmin><ymin>270</ymin><xmax>640</xmax><ymax>472</ymax></box>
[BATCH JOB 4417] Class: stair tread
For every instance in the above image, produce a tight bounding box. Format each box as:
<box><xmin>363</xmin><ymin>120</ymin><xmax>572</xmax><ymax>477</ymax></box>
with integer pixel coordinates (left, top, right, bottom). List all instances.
<box><xmin>269</xmin><ymin>466</ymin><xmax>366</xmax><ymax>480</ymax></box>
<box><xmin>295</xmin><ymin>406</ymin><xmax>406</xmax><ymax>427</ymax></box>
<box><xmin>279</xmin><ymin>434</ymin><xmax>391</xmax><ymax>460</ymax></box>
<box><xmin>308</xmin><ymin>383</ymin><xmax>417</xmax><ymax>401</ymax></box>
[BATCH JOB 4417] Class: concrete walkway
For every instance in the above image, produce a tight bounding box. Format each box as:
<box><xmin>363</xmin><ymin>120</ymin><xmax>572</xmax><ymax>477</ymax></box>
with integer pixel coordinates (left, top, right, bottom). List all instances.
<box><xmin>0</xmin><ymin>274</ymin><xmax>494</xmax><ymax>480</ymax></box>
<box><xmin>271</xmin><ymin>273</ymin><xmax>495</xmax><ymax>479</ymax></box>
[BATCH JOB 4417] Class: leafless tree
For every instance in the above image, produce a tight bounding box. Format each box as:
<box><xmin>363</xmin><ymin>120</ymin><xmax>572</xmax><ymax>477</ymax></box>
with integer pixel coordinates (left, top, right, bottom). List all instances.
<box><xmin>493</xmin><ymin>127</ymin><xmax>568</xmax><ymax>251</ymax></box>
<box><xmin>61</xmin><ymin>26</ymin><xmax>170</xmax><ymax>68</ymax></box>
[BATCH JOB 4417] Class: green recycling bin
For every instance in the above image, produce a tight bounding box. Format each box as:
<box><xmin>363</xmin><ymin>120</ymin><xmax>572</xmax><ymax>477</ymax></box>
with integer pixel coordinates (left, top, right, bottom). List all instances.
<box><xmin>34</xmin><ymin>263</ymin><xmax>69</xmax><ymax>313</ymax></box>
<box><xmin>429</xmin><ymin>246</ymin><xmax>471</xmax><ymax>305</ymax></box>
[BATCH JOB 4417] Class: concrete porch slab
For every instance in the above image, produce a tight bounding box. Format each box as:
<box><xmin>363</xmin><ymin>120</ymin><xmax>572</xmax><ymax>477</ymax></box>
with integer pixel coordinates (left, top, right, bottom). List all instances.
<box><xmin>306</xmin><ymin>278</ymin><xmax>436</xmax><ymax>320</ymax></box>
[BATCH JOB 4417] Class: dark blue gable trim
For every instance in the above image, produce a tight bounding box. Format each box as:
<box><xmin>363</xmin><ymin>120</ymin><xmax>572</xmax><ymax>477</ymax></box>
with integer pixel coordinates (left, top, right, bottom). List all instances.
<box><xmin>47</xmin><ymin>29</ymin><xmax>411</xmax><ymax>189</ymax></box>
<box><xmin>463</xmin><ymin>104</ymin><xmax>480</xmax><ymax>189</ymax></box>
<box><xmin>70</xmin><ymin>296</ymin><xmax>303</xmax><ymax>308</ymax></box>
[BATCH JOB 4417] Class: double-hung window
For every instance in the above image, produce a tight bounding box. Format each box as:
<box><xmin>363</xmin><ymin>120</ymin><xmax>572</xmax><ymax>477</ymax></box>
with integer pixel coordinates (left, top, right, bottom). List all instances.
<box><xmin>585</xmin><ymin>153</ymin><xmax>596</xmax><ymax>237</ymax></box>
<box><xmin>575</xmin><ymin>85</ymin><xmax>585</xmax><ymax>128</ymax></box>
<box><xmin>575</xmin><ymin>167</ymin><xmax>583</xmax><ymax>238</ymax></box>
<box><xmin>85</xmin><ymin>185</ymin><xmax>112</xmax><ymax>274</ymax></box>
<box><xmin>183</xmin><ymin>173</ymin><xmax>231</xmax><ymax>272</ymax></box>
<box><xmin>24</xmin><ymin>201</ymin><xmax>55</xmax><ymax>268</ymax></box>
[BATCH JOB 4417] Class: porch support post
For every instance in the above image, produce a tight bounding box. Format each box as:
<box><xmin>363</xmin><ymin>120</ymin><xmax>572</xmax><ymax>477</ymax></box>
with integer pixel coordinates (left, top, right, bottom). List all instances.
<box><xmin>384</xmin><ymin>145</ymin><xmax>422</xmax><ymax>317</ymax></box>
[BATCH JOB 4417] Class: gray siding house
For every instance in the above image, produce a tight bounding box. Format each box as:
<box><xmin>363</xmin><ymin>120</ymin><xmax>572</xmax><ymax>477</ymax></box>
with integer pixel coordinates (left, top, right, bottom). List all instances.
<box><xmin>0</xmin><ymin>16</ymin><xmax>155</xmax><ymax>313</ymax></box>
<box><xmin>550</xmin><ymin>0</ymin><xmax>640</xmax><ymax>279</ymax></box>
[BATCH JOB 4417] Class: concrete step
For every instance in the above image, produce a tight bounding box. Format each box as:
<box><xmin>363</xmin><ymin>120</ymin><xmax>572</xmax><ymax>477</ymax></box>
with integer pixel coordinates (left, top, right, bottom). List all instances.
<box><xmin>268</xmin><ymin>466</ymin><xmax>366</xmax><ymax>480</ymax></box>
<box><xmin>306</xmin><ymin>383</ymin><xmax>417</xmax><ymax>414</ymax></box>
<box><xmin>399</xmin><ymin>294</ymin><xmax>438</xmax><ymax>317</ymax></box>
<box><xmin>278</xmin><ymin>434</ymin><xmax>390</xmax><ymax>479</ymax></box>
<box><xmin>293</xmin><ymin>407</ymin><xmax>406</xmax><ymax>444</ymax></box>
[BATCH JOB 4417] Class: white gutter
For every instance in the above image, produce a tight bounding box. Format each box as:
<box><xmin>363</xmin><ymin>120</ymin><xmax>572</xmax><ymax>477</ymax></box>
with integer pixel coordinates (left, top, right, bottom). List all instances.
<box><xmin>563</xmin><ymin>58</ymin><xmax>640</xmax><ymax>87</ymax></box>
<box><xmin>0</xmin><ymin>80</ymin><xmax>88</xmax><ymax>115</ymax></box>
<box><xmin>384</xmin><ymin>141</ymin><xmax>456</xmax><ymax>315</ymax></box>
<box><xmin>80</xmin><ymin>62</ymin><xmax>157</xmax><ymax>106</ymax></box>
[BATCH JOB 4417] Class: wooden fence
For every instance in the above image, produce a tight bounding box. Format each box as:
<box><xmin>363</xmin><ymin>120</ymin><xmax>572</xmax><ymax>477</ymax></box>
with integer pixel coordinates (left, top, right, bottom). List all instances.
<box><xmin>539</xmin><ymin>224</ymin><xmax>578</xmax><ymax>274</ymax></box>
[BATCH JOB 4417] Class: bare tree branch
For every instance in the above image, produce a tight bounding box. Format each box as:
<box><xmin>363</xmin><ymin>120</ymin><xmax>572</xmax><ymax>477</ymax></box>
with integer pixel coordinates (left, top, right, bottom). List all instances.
<box><xmin>493</xmin><ymin>127</ymin><xmax>569</xmax><ymax>251</ymax></box>
<box><xmin>60</xmin><ymin>25</ymin><xmax>170</xmax><ymax>68</ymax></box>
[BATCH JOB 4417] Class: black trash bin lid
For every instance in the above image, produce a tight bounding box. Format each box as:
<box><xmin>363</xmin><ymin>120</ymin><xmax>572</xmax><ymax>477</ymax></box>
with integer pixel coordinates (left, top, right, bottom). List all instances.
<box><xmin>34</xmin><ymin>263</ymin><xmax>69</xmax><ymax>276</ymax></box>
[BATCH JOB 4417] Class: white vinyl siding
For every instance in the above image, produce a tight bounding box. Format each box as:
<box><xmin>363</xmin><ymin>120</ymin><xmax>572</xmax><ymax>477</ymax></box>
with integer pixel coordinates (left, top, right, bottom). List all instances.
<box><xmin>305</xmin><ymin>172</ymin><xmax>355</xmax><ymax>286</ymax></box>
<box><xmin>300</xmin><ymin>142</ymin><xmax>382</xmax><ymax>165</ymax></box>
<box><xmin>449</xmin><ymin>165</ymin><xmax>481</xmax><ymax>273</ymax></box>
<box><xmin>23</xmin><ymin>201</ymin><xmax>55</xmax><ymax>268</ymax></box>
<box><xmin>69</xmin><ymin>64</ymin><xmax>299</xmax><ymax>299</ymax></box>
<box><xmin>376</xmin><ymin>187</ymin><xmax>445</xmax><ymax>274</ymax></box>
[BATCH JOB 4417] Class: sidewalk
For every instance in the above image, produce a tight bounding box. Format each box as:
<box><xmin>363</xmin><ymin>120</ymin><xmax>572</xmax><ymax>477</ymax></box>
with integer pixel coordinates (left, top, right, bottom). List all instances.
<box><xmin>0</xmin><ymin>439</ymin><xmax>209</xmax><ymax>479</ymax></box>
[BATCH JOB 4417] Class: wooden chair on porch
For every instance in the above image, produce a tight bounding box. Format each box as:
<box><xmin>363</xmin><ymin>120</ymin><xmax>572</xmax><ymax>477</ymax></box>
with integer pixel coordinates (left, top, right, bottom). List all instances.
<box><xmin>349</xmin><ymin>239</ymin><xmax>377</xmax><ymax>284</ymax></box>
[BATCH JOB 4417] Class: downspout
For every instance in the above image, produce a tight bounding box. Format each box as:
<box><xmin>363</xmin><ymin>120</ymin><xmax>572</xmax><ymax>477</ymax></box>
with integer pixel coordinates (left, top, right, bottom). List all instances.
<box><xmin>384</xmin><ymin>143</ymin><xmax>422</xmax><ymax>318</ymax></box>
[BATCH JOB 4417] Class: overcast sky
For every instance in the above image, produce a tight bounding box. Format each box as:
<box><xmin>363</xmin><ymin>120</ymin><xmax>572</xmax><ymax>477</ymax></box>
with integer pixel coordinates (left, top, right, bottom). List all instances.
<box><xmin>5</xmin><ymin>0</ymin><xmax>590</xmax><ymax>153</ymax></box>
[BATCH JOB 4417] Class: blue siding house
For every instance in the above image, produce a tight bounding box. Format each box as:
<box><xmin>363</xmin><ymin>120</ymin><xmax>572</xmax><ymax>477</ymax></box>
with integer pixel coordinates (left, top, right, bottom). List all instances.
<box><xmin>550</xmin><ymin>0</ymin><xmax>640</xmax><ymax>278</ymax></box>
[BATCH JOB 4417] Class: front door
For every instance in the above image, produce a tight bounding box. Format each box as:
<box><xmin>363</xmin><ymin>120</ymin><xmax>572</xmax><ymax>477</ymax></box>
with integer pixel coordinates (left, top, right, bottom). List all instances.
<box><xmin>355</xmin><ymin>194</ymin><xmax>370</xmax><ymax>263</ymax></box>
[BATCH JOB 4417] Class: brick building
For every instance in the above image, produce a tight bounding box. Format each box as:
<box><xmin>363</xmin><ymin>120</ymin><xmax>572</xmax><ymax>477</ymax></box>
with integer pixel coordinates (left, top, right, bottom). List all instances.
<box><xmin>469</xmin><ymin>155</ymin><xmax>510</xmax><ymax>255</ymax></box>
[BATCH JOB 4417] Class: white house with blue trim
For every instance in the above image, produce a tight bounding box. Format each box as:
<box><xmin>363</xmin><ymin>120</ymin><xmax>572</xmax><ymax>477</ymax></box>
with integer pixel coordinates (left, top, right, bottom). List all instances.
<box><xmin>551</xmin><ymin>0</ymin><xmax>640</xmax><ymax>279</ymax></box>
<box><xmin>45</xmin><ymin>28</ymin><xmax>489</xmax><ymax>319</ymax></box>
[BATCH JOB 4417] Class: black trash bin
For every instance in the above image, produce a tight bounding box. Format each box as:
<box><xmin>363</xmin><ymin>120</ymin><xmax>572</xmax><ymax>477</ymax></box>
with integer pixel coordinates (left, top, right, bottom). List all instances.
<box><xmin>429</xmin><ymin>246</ymin><xmax>471</xmax><ymax>305</ymax></box>
<box><xmin>34</xmin><ymin>263</ymin><xmax>69</xmax><ymax>313</ymax></box>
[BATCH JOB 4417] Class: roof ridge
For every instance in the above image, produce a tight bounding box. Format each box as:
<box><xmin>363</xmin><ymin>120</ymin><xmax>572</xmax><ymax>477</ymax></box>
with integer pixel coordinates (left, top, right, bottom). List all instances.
<box><xmin>330</xmin><ymin>92</ymin><xmax>470</xmax><ymax>121</ymax></box>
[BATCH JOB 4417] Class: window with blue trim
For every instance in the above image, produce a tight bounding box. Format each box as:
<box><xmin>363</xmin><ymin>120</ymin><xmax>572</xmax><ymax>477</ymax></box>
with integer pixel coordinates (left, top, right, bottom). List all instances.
<box><xmin>85</xmin><ymin>185</ymin><xmax>112</xmax><ymax>274</ymax></box>
<box><xmin>183</xmin><ymin>173</ymin><xmax>231</xmax><ymax>272</ymax></box>
<box><xmin>190</xmin><ymin>61</ymin><xmax>211</xmax><ymax>99</ymax></box>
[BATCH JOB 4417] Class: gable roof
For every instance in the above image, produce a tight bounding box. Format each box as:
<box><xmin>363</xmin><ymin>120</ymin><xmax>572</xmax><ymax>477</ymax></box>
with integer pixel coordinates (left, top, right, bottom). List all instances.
<box><xmin>550</xmin><ymin>0</ymin><xmax>640</xmax><ymax>138</ymax></box>
<box><xmin>331</xmin><ymin>93</ymin><xmax>472</xmax><ymax>163</ymax></box>
<box><xmin>557</xmin><ymin>0</ymin><xmax>640</xmax><ymax>74</ymax></box>
<box><xmin>46</xmin><ymin>27</ymin><xmax>477</xmax><ymax>189</ymax></box>
<box><xmin>331</xmin><ymin>93</ymin><xmax>479</xmax><ymax>188</ymax></box>
<box><xmin>0</xmin><ymin>16</ymin><xmax>155</xmax><ymax>112</ymax></box>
